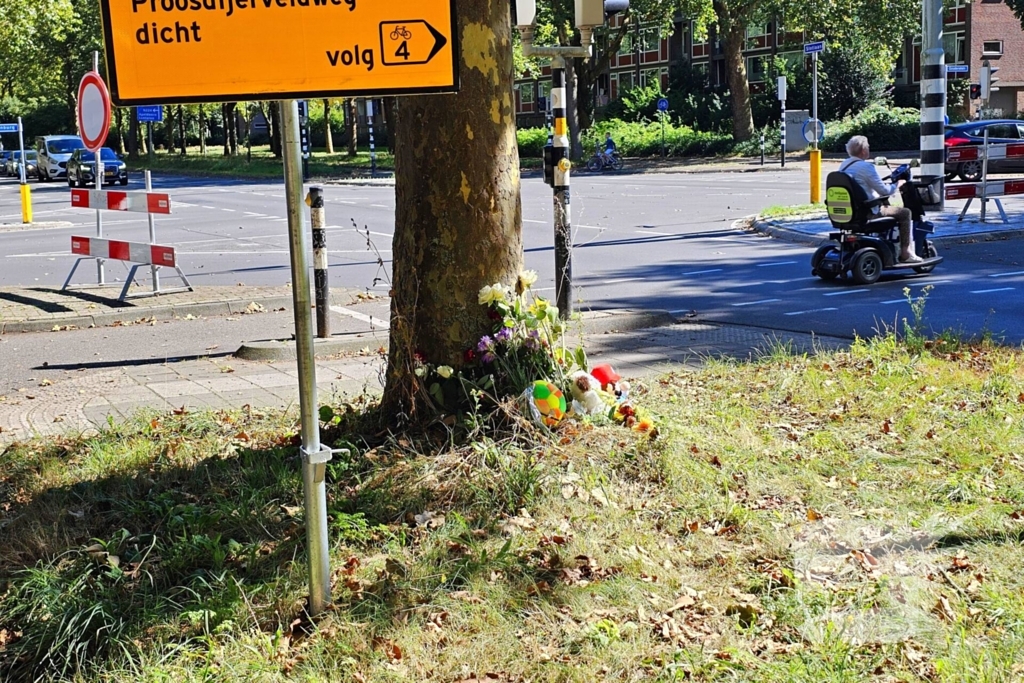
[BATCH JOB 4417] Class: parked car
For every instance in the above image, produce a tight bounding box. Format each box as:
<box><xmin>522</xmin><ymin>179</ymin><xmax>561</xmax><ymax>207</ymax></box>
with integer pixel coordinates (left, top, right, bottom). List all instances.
<box><xmin>4</xmin><ymin>150</ymin><xmax>37</xmax><ymax>178</ymax></box>
<box><xmin>944</xmin><ymin>120</ymin><xmax>1024</xmax><ymax>181</ymax></box>
<box><xmin>35</xmin><ymin>135</ymin><xmax>85</xmax><ymax>181</ymax></box>
<box><xmin>0</xmin><ymin>150</ymin><xmax>12</xmax><ymax>168</ymax></box>
<box><xmin>66</xmin><ymin>147</ymin><xmax>128</xmax><ymax>187</ymax></box>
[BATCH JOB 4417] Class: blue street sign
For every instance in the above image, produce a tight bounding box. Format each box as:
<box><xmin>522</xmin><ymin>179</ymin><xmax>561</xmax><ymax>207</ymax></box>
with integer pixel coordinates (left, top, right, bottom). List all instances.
<box><xmin>947</xmin><ymin>64</ymin><xmax>969</xmax><ymax>74</ymax></box>
<box><xmin>136</xmin><ymin>106</ymin><xmax>163</xmax><ymax>122</ymax></box>
<box><xmin>802</xmin><ymin>118</ymin><xmax>826</xmax><ymax>144</ymax></box>
<box><xmin>804</xmin><ymin>41</ymin><xmax>825</xmax><ymax>55</ymax></box>
<box><xmin>657</xmin><ymin>98</ymin><xmax>669</xmax><ymax>112</ymax></box>
<box><xmin>0</xmin><ymin>123</ymin><xmax>20</xmax><ymax>133</ymax></box>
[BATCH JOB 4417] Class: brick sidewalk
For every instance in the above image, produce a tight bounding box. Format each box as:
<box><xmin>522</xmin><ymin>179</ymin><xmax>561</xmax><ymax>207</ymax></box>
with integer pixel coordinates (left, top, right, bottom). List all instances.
<box><xmin>0</xmin><ymin>321</ymin><xmax>850</xmax><ymax>444</ymax></box>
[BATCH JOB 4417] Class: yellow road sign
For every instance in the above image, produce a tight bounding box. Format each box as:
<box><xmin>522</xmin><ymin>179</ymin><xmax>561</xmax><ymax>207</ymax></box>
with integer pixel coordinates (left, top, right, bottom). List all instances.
<box><xmin>99</xmin><ymin>0</ymin><xmax>458</xmax><ymax>105</ymax></box>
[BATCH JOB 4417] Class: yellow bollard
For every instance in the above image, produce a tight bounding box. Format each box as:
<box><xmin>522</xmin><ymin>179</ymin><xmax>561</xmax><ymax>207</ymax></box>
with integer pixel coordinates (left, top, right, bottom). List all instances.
<box><xmin>809</xmin><ymin>148</ymin><xmax>822</xmax><ymax>204</ymax></box>
<box><xmin>20</xmin><ymin>183</ymin><xmax>32</xmax><ymax>224</ymax></box>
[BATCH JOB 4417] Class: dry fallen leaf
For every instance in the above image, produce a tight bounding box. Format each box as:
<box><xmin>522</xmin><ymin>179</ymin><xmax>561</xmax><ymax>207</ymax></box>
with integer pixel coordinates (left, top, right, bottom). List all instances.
<box><xmin>806</xmin><ymin>508</ymin><xmax>823</xmax><ymax>521</ymax></box>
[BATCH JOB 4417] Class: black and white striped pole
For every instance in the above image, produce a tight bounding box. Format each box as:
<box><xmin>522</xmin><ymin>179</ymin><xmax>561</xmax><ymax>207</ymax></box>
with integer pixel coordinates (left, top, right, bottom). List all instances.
<box><xmin>307</xmin><ymin>185</ymin><xmax>329</xmax><ymax>338</ymax></box>
<box><xmin>366</xmin><ymin>99</ymin><xmax>376</xmax><ymax>175</ymax></box>
<box><xmin>920</xmin><ymin>0</ymin><xmax>946</xmax><ymax>210</ymax></box>
<box><xmin>778</xmin><ymin>76</ymin><xmax>787</xmax><ymax>168</ymax></box>
<box><xmin>551</xmin><ymin>58</ymin><xmax>573</xmax><ymax>318</ymax></box>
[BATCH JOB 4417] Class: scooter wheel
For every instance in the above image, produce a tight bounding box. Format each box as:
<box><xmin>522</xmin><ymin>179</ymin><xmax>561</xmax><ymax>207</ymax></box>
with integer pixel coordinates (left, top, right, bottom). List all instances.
<box><xmin>914</xmin><ymin>242</ymin><xmax>938</xmax><ymax>274</ymax></box>
<box><xmin>811</xmin><ymin>245</ymin><xmax>840</xmax><ymax>281</ymax></box>
<box><xmin>851</xmin><ymin>249</ymin><xmax>883</xmax><ymax>285</ymax></box>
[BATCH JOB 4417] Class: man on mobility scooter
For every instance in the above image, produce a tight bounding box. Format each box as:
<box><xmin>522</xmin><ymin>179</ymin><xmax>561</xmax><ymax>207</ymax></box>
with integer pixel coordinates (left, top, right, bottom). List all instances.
<box><xmin>812</xmin><ymin>135</ymin><xmax>943</xmax><ymax>285</ymax></box>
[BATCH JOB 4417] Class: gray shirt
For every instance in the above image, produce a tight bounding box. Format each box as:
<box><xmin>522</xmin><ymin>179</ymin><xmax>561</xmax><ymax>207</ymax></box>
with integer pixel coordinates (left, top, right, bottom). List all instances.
<box><xmin>839</xmin><ymin>157</ymin><xmax>898</xmax><ymax>214</ymax></box>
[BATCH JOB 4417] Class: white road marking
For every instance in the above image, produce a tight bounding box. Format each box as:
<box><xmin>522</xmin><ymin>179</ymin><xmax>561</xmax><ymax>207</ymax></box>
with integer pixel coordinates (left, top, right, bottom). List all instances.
<box><xmin>244</xmin><ymin>212</ymin><xmax>266</xmax><ymax>216</ymax></box>
<box><xmin>823</xmin><ymin>289</ymin><xmax>869</xmax><ymax>296</ymax></box>
<box><xmin>369</xmin><ymin>204</ymin><xmax>390</xmax><ymax>208</ymax></box>
<box><xmin>989</xmin><ymin>270</ymin><xmax>1024</xmax><ymax>278</ymax></box>
<box><xmin>636</xmin><ymin>229</ymin><xmax>672</xmax><ymax>235</ymax></box>
<box><xmin>681</xmin><ymin>268</ymin><xmax>723</xmax><ymax>276</ymax></box>
<box><xmin>336</xmin><ymin>200</ymin><xmax>357</xmax><ymax>204</ymax></box>
<box><xmin>756</xmin><ymin>261</ymin><xmax>797</xmax><ymax>267</ymax></box>
<box><xmin>970</xmin><ymin>287</ymin><xmax>1015</xmax><ymax>294</ymax></box>
<box><xmin>599</xmin><ymin>277</ymin><xmax>643</xmax><ymax>285</ymax></box>
<box><xmin>784</xmin><ymin>307</ymin><xmax>838</xmax><ymax>316</ymax></box>
<box><xmin>329</xmin><ymin>305</ymin><xmax>383</xmax><ymax>326</ymax></box>
<box><xmin>880</xmin><ymin>299</ymin><xmax>906</xmax><ymax>305</ymax></box>
<box><xmin>577</xmin><ymin>224</ymin><xmax>605</xmax><ymax>230</ymax></box>
<box><xmin>523</xmin><ymin>219</ymin><xmax>546</xmax><ymax>224</ymax></box>
<box><xmin>731</xmin><ymin>298</ymin><xmax>781</xmax><ymax>307</ymax></box>
<box><xmin>221</xmin><ymin>208</ymin><xmax>236</xmax><ymax>212</ymax></box>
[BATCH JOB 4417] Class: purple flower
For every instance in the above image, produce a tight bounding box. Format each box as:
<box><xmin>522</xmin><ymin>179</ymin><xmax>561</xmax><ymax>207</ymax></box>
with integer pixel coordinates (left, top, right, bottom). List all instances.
<box><xmin>477</xmin><ymin>335</ymin><xmax>493</xmax><ymax>353</ymax></box>
<box><xmin>495</xmin><ymin>327</ymin><xmax>512</xmax><ymax>343</ymax></box>
<box><xmin>482</xmin><ymin>351</ymin><xmax>497</xmax><ymax>363</ymax></box>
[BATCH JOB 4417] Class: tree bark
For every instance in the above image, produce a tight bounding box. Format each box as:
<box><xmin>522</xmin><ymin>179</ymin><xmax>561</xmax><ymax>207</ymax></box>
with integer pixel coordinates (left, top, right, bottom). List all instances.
<box><xmin>381</xmin><ymin>0</ymin><xmax>523</xmax><ymax>422</ymax></box>
<box><xmin>715</xmin><ymin>0</ymin><xmax>755</xmax><ymax>142</ymax></box>
<box><xmin>128</xmin><ymin>107</ymin><xmax>139</xmax><ymax>160</ymax></box>
<box><xmin>347</xmin><ymin>98</ymin><xmax>358</xmax><ymax>156</ymax></box>
<box><xmin>267</xmin><ymin>102</ymin><xmax>282</xmax><ymax>158</ymax></box>
<box><xmin>382</xmin><ymin>97</ymin><xmax>398</xmax><ymax>155</ymax></box>
<box><xmin>199</xmin><ymin>105</ymin><xmax>207</xmax><ymax>155</ymax></box>
<box><xmin>177</xmin><ymin>105</ymin><xmax>187</xmax><ymax>155</ymax></box>
<box><xmin>323</xmin><ymin>99</ymin><xmax>334</xmax><ymax>154</ymax></box>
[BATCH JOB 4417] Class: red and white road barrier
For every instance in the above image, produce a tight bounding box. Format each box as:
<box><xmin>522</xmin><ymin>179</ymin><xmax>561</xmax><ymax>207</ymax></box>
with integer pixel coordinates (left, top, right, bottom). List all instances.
<box><xmin>63</xmin><ymin>173</ymin><xmax>191</xmax><ymax>300</ymax></box>
<box><xmin>70</xmin><ymin>188</ymin><xmax>171</xmax><ymax>214</ymax></box>
<box><xmin>946</xmin><ymin>142</ymin><xmax>1024</xmax><ymax>163</ymax></box>
<box><xmin>945</xmin><ymin>179</ymin><xmax>1024</xmax><ymax>200</ymax></box>
<box><xmin>70</xmin><ymin>236</ymin><xmax>176</xmax><ymax>267</ymax></box>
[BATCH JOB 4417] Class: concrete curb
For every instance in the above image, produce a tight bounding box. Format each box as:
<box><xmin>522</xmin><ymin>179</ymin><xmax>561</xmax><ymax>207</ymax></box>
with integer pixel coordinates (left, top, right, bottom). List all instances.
<box><xmin>0</xmin><ymin>295</ymin><xmax>295</xmax><ymax>335</ymax></box>
<box><xmin>751</xmin><ymin>217</ymin><xmax>1024</xmax><ymax>248</ymax></box>
<box><xmin>235</xmin><ymin>308</ymin><xmax>677</xmax><ymax>361</ymax></box>
<box><xmin>0</xmin><ymin>221</ymin><xmax>75</xmax><ymax>233</ymax></box>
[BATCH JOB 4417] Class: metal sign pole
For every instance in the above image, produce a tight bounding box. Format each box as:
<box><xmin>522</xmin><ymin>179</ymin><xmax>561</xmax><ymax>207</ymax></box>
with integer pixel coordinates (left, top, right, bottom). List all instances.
<box><xmin>17</xmin><ymin>117</ymin><xmax>32</xmax><ymax>223</ymax></box>
<box><xmin>93</xmin><ymin>52</ymin><xmax>106</xmax><ymax>285</ymax></box>
<box><xmin>809</xmin><ymin>52</ymin><xmax>821</xmax><ymax>203</ymax></box>
<box><xmin>146</xmin><ymin>170</ymin><xmax>160</xmax><ymax>292</ymax></box>
<box><xmin>280</xmin><ymin>99</ymin><xmax>332</xmax><ymax>616</ymax></box>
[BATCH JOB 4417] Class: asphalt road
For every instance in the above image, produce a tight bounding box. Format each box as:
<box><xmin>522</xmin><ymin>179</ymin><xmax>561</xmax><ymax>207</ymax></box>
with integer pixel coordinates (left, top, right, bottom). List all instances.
<box><xmin>2</xmin><ymin>168</ymin><xmax>1024</xmax><ymax>347</ymax></box>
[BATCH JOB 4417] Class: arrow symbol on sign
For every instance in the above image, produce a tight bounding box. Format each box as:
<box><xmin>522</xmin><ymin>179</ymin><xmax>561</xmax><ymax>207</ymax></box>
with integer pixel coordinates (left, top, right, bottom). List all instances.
<box><xmin>424</xmin><ymin>22</ymin><xmax>447</xmax><ymax>63</ymax></box>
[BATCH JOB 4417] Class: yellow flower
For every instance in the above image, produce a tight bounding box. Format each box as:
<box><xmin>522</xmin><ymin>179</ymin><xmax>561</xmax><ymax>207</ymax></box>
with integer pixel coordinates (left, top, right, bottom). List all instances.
<box><xmin>436</xmin><ymin>365</ymin><xmax>453</xmax><ymax>379</ymax></box>
<box><xmin>478</xmin><ymin>283</ymin><xmax>506</xmax><ymax>305</ymax></box>
<box><xmin>516</xmin><ymin>270</ymin><xmax>538</xmax><ymax>293</ymax></box>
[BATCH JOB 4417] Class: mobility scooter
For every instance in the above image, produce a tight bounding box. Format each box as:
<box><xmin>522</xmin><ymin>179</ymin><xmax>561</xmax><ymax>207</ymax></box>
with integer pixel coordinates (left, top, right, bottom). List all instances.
<box><xmin>811</xmin><ymin>162</ymin><xmax>943</xmax><ymax>285</ymax></box>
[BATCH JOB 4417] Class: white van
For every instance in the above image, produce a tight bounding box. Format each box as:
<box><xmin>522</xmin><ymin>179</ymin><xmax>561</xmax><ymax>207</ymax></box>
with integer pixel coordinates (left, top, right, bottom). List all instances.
<box><xmin>35</xmin><ymin>135</ymin><xmax>85</xmax><ymax>181</ymax></box>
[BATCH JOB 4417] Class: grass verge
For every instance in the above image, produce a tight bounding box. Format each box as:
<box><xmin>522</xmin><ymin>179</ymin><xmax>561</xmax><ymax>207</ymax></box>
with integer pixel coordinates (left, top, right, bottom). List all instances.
<box><xmin>135</xmin><ymin>145</ymin><xmax>394</xmax><ymax>179</ymax></box>
<box><xmin>759</xmin><ymin>203</ymin><xmax>827</xmax><ymax>220</ymax></box>
<box><xmin>2</xmin><ymin>333</ymin><xmax>1024</xmax><ymax>681</ymax></box>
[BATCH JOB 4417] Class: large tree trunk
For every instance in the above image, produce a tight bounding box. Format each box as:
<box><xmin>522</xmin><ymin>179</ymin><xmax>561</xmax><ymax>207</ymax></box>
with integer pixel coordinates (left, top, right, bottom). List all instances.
<box><xmin>382</xmin><ymin>97</ymin><xmax>398</xmax><ymax>155</ymax></box>
<box><xmin>177</xmin><ymin>105</ymin><xmax>187</xmax><ymax>155</ymax></box>
<box><xmin>347</xmin><ymin>99</ymin><xmax>358</xmax><ymax>156</ymax></box>
<box><xmin>715</xmin><ymin>0</ymin><xmax>755</xmax><ymax>142</ymax></box>
<box><xmin>381</xmin><ymin>0</ymin><xmax>523</xmax><ymax>422</ymax></box>
<box><xmin>127</xmin><ymin>108</ymin><xmax>139</xmax><ymax>160</ymax></box>
<box><xmin>323</xmin><ymin>99</ymin><xmax>334</xmax><ymax>154</ymax></box>
<box><xmin>268</xmin><ymin>102</ymin><xmax>282</xmax><ymax>158</ymax></box>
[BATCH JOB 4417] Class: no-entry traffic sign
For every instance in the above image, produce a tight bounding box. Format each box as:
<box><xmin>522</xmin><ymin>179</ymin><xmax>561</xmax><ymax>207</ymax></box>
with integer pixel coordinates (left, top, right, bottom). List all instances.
<box><xmin>77</xmin><ymin>71</ymin><xmax>111</xmax><ymax>152</ymax></box>
<box><xmin>98</xmin><ymin>0</ymin><xmax>458</xmax><ymax>105</ymax></box>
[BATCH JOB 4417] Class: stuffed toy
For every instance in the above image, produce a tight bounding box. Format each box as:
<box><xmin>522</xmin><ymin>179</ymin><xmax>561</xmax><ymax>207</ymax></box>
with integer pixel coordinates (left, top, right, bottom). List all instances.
<box><xmin>569</xmin><ymin>371</ymin><xmax>605</xmax><ymax>415</ymax></box>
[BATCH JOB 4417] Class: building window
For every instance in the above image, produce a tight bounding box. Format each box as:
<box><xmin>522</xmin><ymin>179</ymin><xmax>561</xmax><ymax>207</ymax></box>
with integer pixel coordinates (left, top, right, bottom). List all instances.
<box><xmin>617</xmin><ymin>34</ymin><xmax>633</xmax><ymax>56</ymax></box>
<box><xmin>943</xmin><ymin>31</ymin><xmax>966</xmax><ymax>63</ymax></box>
<box><xmin>642</xmin><ymin>28</ymin><xmax>660</xmax><ymax>53</ymax></box>
<box><xmin>518</xmin><ymin>83</ymin><xmax>534</xmax><ymax>105</ymax></box>
<box><xmin>537</xmin><ymin>81</ymin><xmax>550</xmax><ymax>111</ymax></box>
<box><xmin>745</xmin><ymin>23</ymin><xmax>770</xmax><ymax>39</ymax></box>
<box><xmin>641</xmin><ymin>68</ymin><xmax>661</xmax><ymax>88</ymax></box>
<box><xmin>982</xmin><ymin>40</ymin><xmax>1003</xmax><ymax>57</ymax></box>
<box><xmin>615</xmin><ymin>71</ymin><xmax>635</xmax><ymax>93</ymax></box>
<box><xmin>746</xmin><ymin>56</ymin><xmax>766</xmax><ymax>83</ymax></box>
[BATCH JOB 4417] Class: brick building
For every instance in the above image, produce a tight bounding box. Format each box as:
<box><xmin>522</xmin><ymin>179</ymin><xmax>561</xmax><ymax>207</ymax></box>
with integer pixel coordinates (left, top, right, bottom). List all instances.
<box><xmin>514</xmin><ymin>1</ymin><xmax>1024</xmax><ymax>126</ymax></box>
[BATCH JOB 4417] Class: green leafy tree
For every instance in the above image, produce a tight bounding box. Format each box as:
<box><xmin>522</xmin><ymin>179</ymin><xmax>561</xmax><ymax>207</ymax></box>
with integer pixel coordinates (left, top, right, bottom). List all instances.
<box><xmin>818</xmin><ymin>38</ymin><xmax>893</xmax><ymax>121</ymax></box>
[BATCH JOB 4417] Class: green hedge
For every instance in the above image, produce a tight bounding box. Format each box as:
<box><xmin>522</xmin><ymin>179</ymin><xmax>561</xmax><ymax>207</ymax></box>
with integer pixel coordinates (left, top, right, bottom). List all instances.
<box><xmin>820</xmin><ymin>104</ymin><xmax>921</xmax><ymax>153</ymax></box>
<box><xmin>515</xmin><ymin>120</ymin><xmax>732</xmax><ymax>159</ymax></box>
<box><xmin>516</xmin><ymin>127</ymin><xmax>549</xmax><ymax>157</ymax></box>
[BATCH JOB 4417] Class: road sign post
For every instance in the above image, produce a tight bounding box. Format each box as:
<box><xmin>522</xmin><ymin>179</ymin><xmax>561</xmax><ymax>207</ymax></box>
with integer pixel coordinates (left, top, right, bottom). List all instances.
<box><xmin>1</xmin><ymin>120</ymin><xmax>32</xmax><ymax>223</ymax></box>
<box><xmin>777</xmin><ymin>76</ymin><xmax>787</xmax><ymax>167</ymax></box>
<box><xmin>805</xmin><ymin>41</ymin><xmax>824</xmax><ymax>203</ymax></box>
<box><xmin>657</xmin><ymin>97</ymin><xmax>668</xmax><ymax>157</ymax></box>
<box><xmin>78</xmin><ymin>54</ymin><xmax>113</xmax><ymax>285</ymax></box>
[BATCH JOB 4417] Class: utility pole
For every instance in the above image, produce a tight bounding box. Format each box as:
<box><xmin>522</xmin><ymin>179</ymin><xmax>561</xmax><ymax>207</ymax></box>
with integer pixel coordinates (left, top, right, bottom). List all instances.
<box><xmin>920</xmin><ymin>0</ymin><xmax>946</xmax><ymax>210</ymax></box>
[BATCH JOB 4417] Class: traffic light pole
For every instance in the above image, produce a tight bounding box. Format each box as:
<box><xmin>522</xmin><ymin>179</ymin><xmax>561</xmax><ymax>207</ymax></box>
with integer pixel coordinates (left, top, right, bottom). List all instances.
<box><xmin>520</xmin><ymin>34</ymin><xmax>590</xmax><ymax>320</ymax></box>
<box><xmin>920</xmin><ymin>0</ymin><xmax>945</xmax><ymax>210</ymax></box>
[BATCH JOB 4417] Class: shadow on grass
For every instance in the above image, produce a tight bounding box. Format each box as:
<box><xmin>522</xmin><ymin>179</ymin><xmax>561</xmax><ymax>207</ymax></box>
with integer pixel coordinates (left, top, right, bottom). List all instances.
<box><xmin>0</xmin><ymin>408</ymin><xmax>551</xmax><ymax>681</ymax></box>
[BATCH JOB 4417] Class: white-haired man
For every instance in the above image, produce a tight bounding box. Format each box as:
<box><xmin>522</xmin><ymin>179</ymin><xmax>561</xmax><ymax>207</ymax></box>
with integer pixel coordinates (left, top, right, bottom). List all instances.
<box><xmin>839</xmin><ymin>135</ymin><xmax>923</xmax><ymax>264</ymax></box>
